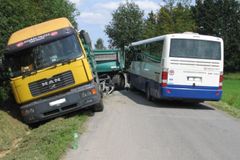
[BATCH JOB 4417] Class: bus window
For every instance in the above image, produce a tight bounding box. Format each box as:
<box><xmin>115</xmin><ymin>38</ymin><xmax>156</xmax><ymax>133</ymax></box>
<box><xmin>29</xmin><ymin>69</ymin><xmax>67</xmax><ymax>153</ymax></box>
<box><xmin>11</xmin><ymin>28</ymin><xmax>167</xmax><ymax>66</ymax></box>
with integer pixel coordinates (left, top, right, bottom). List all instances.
<box><xmin>145</xmin><ymin>41</ymin><xmax>163</xmax><ymax>61</ymax></box>
<box><xmin>170</xmin><ymin>39</ymin><xmax>221</xmax><ymax>60</ymax></box>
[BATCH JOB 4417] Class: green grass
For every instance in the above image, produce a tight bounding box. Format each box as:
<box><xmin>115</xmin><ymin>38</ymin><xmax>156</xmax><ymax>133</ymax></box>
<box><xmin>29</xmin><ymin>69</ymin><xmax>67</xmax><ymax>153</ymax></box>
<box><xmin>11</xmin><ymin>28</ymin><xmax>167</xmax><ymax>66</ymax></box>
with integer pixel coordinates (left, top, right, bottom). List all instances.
<box><xmin>0</xmin><ymin>111</ymin><xmax>28</xmax><ymax>151</ymax></box>
<box><xmin>221</xmin><ymin>79</ymin><xmax>240</xmax><ymax>109</ymax></box>
<box><xmin>0</xmin><ymin>108</ymin><xmax>87</xmax><ymax>160</ymax></box>
<box><xmin>209</xmin><ymin>72</ymin><xmax>240</xmax><ymax>117</ymax></box>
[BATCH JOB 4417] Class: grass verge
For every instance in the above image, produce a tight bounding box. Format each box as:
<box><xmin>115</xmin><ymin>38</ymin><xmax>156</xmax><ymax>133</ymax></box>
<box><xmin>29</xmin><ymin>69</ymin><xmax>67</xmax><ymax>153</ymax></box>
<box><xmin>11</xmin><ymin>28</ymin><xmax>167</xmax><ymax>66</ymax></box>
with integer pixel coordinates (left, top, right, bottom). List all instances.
<box><xmin>208</xmin><ymin>101</ymin><xmax>240</xmax><ymax>118</ymax></box>
<box><xmin>1</xmin><ymin>109</ymin><xmax>87</xmax><ymax>160</ymax></box>
<box><xmin>208</xmin><ymin>72</ymin><xmax>240</xmax><ymax>118</ymax></box>
<box><xmin>0</xmin><ymin>111</ymin><xmax>28</xmax><ymax>152</ymax></box>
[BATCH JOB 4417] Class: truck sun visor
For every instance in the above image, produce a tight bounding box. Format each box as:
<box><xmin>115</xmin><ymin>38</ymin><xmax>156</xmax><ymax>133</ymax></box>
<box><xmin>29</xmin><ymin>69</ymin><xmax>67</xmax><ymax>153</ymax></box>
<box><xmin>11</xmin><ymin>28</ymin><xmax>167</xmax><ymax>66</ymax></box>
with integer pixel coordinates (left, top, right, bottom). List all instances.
<box><xmin>6</xmin><ymin>27</ymin><xmax>75</xmax><ymax>55</ymax></box>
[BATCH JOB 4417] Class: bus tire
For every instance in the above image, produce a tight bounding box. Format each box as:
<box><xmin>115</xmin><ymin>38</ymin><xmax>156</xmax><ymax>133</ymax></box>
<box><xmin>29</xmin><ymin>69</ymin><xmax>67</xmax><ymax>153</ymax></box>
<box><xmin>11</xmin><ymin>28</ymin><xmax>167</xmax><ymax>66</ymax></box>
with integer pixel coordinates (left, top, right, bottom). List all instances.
<box><xmin>129</xmin><ymin>82</ymin><xmax>136</xmax><ymax>91</ymax></box>
<box><xmin>92</xmin><ymin>99</ymin><xmax>104</xmax><ymax>112</ymax></box>
<box><xmin>146</xmin><ymin>85</ymin><xmax>153</xmax><ymax>101</ymax></box>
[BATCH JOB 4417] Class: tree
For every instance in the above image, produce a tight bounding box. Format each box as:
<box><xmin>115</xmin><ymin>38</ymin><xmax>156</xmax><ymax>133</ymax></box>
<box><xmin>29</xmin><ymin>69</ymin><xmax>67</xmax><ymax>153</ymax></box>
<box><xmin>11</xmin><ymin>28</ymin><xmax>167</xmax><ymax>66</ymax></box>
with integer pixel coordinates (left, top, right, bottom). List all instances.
<box><xmin>192</xmin><ymin>0</ymin><xmax>240</xmax><ymax>71</ymax></box>
<box><xmin>143</xmin><ymin>11</ymin><xmax>158</xmax><ymax>38</ymax></box>
<box><xmin>95</xmin><ymin>38</ymin><xmax>106</xmax><ymax>50</ymax></box>
<box><xmin>105</xmin><ymin>1</ymin><xmax>144</xmax><ymax>50</ymax></box>
<box><xmin>35</xmin><ymin>0</ymin><xmax>79</xmax><ymax>28</ymax></box>
<box><xmin>144</xmin><ymin>1</ymin><xmax>196</xmax><ymax>38</ymax></box>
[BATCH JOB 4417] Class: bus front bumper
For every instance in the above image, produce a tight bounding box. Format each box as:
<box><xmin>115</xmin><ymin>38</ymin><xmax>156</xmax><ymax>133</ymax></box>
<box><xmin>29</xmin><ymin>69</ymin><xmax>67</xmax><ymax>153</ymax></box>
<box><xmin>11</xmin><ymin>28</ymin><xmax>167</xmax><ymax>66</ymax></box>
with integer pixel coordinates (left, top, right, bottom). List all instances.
<box><xmin>20</xmin><ymin>83</ymin><xmax>101</xmax><ymax>124</ymax></box>
<box><xmin>161</xmin><ymin>85</ymin><xmax>222</xmax><ymax>101</ymax></box>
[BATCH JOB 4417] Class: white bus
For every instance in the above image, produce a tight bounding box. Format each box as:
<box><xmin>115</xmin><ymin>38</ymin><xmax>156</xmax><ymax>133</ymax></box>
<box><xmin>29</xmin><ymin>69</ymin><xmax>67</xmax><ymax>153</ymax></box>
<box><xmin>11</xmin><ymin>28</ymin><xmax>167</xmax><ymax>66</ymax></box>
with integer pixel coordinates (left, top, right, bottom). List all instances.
<box><xmin>128</xmin><ymin>32</ymin><xmax>224</xmax><ymax>102</ymax></box>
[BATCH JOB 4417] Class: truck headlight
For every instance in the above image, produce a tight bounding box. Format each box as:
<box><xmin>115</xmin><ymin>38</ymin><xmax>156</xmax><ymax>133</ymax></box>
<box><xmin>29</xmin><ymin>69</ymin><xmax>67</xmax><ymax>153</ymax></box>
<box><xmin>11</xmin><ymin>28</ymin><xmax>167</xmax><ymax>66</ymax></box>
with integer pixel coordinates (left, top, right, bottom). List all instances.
<box><xmin>21</xmin><ymin>108</ymin><xmax>35</xmax><ymax>116</ymax></box>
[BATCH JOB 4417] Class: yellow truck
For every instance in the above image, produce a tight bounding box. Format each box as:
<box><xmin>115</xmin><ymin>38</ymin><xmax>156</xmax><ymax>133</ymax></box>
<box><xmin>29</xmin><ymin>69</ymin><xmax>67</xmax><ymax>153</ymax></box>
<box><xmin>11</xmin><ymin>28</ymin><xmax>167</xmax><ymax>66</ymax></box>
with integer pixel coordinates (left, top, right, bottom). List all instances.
<box><xmin>1</xmin><ymin>18</ymin><xmax>103</xmax><ymax>123</ymax></box>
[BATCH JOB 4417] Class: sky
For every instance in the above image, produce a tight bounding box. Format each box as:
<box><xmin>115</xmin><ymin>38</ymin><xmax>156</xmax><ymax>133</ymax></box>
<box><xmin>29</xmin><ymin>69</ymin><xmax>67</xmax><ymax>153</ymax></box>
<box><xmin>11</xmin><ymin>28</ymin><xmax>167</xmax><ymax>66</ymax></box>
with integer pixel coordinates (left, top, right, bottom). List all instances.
<box><xmin>69</xmin><ymin>0</ymin><xmax>240</xmax><ymax>47</ymax></box>
<box><xmin>69</xmin><ymin>0</ymin><xmax>164</xmax><ymax>48</ymax></box>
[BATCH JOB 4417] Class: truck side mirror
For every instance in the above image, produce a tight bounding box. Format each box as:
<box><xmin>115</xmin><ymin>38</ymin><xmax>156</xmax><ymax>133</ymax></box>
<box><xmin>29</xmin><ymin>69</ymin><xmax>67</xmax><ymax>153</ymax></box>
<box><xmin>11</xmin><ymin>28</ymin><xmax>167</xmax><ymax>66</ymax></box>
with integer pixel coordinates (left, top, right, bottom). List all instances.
<box><xmin>79</xmin><ymin>30</ymin><xmax>92</xmax><ymax>49</ymax></box>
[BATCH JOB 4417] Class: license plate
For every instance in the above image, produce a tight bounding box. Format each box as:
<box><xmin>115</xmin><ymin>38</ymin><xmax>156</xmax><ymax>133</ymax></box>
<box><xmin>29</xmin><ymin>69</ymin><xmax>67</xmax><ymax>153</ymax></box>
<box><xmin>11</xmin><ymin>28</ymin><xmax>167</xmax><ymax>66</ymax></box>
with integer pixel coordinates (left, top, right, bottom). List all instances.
<box><xmin>49</xmin><ymin>98</ymin><xmax>66</xmax><ymax>106</ymax></box>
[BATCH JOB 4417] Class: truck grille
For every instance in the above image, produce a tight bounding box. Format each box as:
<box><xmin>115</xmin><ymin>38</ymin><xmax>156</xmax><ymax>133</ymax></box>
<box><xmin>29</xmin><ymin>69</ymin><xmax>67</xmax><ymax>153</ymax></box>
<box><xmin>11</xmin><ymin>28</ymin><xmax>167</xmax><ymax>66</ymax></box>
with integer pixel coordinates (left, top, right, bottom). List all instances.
<box><xmin>29</xmin><ymin>71</ymin><xmax>74</xmax><ymax>97</ymax></box>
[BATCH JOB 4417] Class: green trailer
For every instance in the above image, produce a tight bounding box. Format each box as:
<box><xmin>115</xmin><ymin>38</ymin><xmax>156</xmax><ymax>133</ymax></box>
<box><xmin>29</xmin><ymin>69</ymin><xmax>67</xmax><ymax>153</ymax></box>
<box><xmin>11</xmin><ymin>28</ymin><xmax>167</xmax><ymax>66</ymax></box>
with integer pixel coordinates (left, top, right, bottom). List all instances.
<box><xmin>79</xmin><ymin>30</ymin><xmax>127</xmax><ymax>94</ymax></box>
<box><xmin>94</xmin><ymin>49</ymin><xmax>127</xmax><ymax>94</ymax></box>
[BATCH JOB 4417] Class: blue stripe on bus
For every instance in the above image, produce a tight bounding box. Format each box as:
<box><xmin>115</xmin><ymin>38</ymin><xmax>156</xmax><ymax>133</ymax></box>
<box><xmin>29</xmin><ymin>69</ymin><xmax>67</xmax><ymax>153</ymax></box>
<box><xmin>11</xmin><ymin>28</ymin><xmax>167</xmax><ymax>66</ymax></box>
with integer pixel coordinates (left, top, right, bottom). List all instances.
<box><xmin>129</xmin><ymin>72</ymin><xmax>222</xmax><ymax>101</ymax></box>
<box><xmin>162</xmin><ymin>85</ymin><xmax>222</xmax><ymax>101</ymax></box>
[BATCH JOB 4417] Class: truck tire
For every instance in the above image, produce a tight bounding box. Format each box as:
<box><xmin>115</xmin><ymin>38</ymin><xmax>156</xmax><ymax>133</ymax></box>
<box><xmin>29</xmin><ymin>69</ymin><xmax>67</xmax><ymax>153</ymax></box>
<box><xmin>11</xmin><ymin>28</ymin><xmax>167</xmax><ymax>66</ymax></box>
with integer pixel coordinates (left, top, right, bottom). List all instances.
<box><xmin>112</xmin><ymin>74</ymin><xmax>125</xmax><ymax>90</ymax></box>
<box><xmin>92</xmin><ymin>99</ymin><xmax>104</xmax><ymax>112</ymax></box>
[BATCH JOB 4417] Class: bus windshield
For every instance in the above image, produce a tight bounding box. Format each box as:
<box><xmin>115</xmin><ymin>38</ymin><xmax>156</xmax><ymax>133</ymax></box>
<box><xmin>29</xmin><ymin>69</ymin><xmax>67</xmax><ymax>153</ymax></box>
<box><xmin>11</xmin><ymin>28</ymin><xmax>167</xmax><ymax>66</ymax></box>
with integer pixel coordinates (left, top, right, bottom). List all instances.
<box><xmin>170</xmin><ymin>39</ymin><xmax>221</xmax><ymax>60</ymax></box>
<box><xmin>6</xmin><ymin>35</ymin><xmax>82</xmax><ymax>77</ymax></box>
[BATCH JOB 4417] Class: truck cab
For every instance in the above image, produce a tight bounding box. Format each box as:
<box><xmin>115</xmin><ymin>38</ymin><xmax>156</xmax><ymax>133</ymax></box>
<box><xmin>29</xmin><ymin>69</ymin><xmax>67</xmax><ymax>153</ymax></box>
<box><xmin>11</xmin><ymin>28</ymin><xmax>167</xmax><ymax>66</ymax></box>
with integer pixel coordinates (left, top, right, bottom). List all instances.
<box><xmin>3</xmin><ymin>18</ymin><xmax>103</xmax><ymax>123</ymax></box>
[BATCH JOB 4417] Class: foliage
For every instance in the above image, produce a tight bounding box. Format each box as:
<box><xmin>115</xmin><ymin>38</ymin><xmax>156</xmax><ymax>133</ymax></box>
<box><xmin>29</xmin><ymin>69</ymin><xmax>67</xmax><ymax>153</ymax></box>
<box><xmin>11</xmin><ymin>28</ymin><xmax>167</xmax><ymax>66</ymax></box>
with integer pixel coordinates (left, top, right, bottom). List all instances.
<box><xmin>105</xmin><ymin>1</ymin><xmax>144</xmax><ymax>50</ymax></box>
<box><xmin>35</xmin><ymin>0</ymin><xmax>79</xmax><ymax>28</ymax></box>
<box><xmin>144</xmin><ymin>2</ymin><xmax>196</xmax><ymax>38</ymax></box>
<box><xmin>209</xmin><ymin>72</ymin><xmax>240</xmax><ymax>118</ymax></box>
<box><xmin>224</xmin><ymin>72</ymin><xmax>240</xmax><ymax>80</ymax></box>
<box><xmin>192</xmin><ymin>0</ymin><xmax>240</xmax><ymax>71</ymax></box>
<box><xmin>95</xmin><ymin>38</ymin><xmax>106</xmax><ymax>50</ymax></box>
<box><xmin>0</xmin><ymin>87</ymin><xmax>8</xmax><ymax>102</ymax></box>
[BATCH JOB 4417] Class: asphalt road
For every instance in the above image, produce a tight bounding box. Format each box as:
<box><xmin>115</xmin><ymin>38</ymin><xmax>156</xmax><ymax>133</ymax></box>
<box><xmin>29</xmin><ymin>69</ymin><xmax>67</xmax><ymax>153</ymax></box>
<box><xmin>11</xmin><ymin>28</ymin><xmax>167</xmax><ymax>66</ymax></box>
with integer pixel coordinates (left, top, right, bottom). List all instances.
<box><xmin>64</xmin><ymin>90</ymin><xmax>240</xmax><ymax>160</ymax></box>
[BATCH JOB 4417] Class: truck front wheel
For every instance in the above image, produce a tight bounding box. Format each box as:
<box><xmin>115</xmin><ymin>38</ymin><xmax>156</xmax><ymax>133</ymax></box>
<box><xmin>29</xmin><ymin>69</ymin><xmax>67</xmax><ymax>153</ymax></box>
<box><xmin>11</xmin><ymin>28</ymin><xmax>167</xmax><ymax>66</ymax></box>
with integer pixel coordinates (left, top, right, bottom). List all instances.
<box><xmin>92</xmin><ymin>99</ymin><xmax>104</xmax><ymax>112</ymax></box>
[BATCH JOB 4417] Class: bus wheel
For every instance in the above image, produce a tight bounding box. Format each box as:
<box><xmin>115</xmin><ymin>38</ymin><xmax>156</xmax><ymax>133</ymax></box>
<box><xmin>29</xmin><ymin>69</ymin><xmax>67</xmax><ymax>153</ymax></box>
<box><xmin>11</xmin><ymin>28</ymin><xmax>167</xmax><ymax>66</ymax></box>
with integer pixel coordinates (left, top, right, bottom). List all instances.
<box><xmin>129</xmin><ymin>83</ymin><xmax>136</xmax><ymax>91</ymax></box>
<box><xmin>92</xmin><ymin>99</ymin><xmax>104</xmax><ymax>112</ymax></box>
<box><xmin>146</xmin><ymin>85</ymin><xmax>152</xmax><ymax>101</ymax></box>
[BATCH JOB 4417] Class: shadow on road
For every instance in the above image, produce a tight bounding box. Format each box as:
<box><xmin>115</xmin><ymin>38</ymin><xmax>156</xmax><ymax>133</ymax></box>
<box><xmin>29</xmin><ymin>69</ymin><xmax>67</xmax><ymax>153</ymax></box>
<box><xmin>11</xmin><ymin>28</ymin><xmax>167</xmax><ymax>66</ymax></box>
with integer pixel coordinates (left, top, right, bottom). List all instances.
<box><xmin>120</xmin><ymin>90</ymin><xmax>215</xmax><ymax>110</ymax></box>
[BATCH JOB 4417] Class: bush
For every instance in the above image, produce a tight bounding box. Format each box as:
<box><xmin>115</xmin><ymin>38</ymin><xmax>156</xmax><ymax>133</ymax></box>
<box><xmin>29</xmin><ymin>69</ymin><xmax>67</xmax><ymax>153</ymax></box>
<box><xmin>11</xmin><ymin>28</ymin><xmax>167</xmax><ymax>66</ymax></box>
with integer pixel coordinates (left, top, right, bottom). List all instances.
<box><xmin>0</xmin><ymin>86</ymin><xmax>8</xmax><ymax>102</ymax></box>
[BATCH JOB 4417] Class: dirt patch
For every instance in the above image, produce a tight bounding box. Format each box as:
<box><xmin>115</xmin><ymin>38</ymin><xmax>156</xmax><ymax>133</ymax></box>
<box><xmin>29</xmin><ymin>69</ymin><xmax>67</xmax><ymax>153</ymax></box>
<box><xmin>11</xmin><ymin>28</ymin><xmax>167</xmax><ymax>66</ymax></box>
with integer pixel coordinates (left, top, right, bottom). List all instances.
<box><xmin>0</xmin><ymin>138</ymin><xmax>22</xmax><ymax>158</ymax></box>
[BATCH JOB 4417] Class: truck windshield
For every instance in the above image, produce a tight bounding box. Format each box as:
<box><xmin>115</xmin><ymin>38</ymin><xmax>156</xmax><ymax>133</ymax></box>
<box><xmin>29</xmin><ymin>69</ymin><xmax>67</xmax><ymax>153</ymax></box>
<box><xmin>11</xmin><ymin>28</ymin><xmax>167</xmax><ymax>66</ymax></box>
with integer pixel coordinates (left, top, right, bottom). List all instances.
<box><xmin>6</xmin><ymin>35</ymin><xmax>82</xmax><ymax>77</ymax></box>
<box><xmin>170</xmin><ymin>39</ymin><xmax>221</xmax><ymax>60</ymax></box>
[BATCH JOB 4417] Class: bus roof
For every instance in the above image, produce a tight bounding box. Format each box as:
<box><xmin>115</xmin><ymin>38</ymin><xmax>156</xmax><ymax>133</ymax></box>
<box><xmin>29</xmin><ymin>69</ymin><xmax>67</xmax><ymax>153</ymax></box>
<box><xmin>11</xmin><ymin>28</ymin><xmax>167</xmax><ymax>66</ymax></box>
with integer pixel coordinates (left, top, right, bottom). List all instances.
<box><xmin>8</xmin><ymin>17</ymin><xmax>73</xmax><ymax>45</ymax></box>
<box><xmin>130</xmin><ymin>32</ymin><xmax>223</xmax><ymax>47</ymax></box>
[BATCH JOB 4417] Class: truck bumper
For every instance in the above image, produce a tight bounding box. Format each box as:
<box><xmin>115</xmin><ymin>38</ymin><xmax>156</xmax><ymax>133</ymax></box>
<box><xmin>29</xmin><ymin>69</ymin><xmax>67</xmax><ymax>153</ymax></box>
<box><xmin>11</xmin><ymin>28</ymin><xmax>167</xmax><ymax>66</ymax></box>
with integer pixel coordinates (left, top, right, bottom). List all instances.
<box><xmin>20</xmin><ymin>82</ymin><xmax>101</xmax><ymax>124</ymax></box>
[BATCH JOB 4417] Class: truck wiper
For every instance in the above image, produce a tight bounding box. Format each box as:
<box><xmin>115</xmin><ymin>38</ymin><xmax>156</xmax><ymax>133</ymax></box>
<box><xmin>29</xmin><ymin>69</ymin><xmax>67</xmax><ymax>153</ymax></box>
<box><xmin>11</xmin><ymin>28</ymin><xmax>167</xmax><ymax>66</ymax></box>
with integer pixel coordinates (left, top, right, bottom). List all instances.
<box><xmin>59</xmin><ymin>58</ymin><xmax>72</xmax><ymax>65</ymax></box>
<box><xmin>22</xmin><ymin>70</ymin><xmax>37</xmax><ymax>78</ymax></box>
<box><xmin>56</xmin><ymin>57</ymin><xmax>79</xmax><ymax>65</ymax></box>
<box><xmin>46</xmin><ymin>58</ymin><xmax>72</xmax><ymax>69</ymax></box>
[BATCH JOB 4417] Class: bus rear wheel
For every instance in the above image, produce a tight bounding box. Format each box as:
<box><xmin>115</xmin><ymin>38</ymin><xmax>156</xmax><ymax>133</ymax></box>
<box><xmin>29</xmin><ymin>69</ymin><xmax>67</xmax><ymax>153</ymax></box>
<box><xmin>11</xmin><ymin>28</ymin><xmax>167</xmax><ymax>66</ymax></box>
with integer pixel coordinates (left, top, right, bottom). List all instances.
<box><xmin>146</xmin><ymin>85</ymin><xmax>153</xmax><ymax>101</ymax></box>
